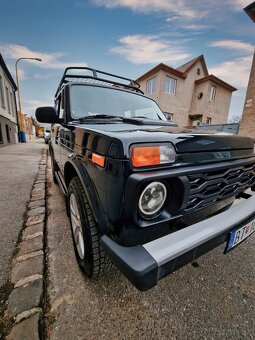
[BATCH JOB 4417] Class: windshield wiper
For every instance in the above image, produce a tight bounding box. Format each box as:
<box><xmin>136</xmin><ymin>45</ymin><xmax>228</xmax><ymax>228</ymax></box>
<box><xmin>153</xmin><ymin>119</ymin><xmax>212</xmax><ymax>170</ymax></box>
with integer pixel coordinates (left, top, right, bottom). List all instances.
<box><xmin>79</xmin><ymin>114</ymin><xmax>123</xmax><ymax>120</ymax></box>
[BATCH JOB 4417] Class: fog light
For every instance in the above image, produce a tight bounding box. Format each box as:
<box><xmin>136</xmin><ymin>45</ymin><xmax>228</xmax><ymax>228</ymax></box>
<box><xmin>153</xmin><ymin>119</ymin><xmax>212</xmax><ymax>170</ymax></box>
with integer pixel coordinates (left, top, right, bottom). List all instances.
<box><xmin>138</xmin><ymin>182</ymin><xmax>167</xmax><ymax>217</ymax></box>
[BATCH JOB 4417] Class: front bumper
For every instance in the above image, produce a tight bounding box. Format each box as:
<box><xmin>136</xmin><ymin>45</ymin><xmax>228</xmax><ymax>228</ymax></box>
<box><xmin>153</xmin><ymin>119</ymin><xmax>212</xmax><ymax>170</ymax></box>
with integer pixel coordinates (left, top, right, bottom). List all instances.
<box><xmin>101</xmin><ymin>194</ymin><xmax>255</xmax><ymax>291</ymax></box>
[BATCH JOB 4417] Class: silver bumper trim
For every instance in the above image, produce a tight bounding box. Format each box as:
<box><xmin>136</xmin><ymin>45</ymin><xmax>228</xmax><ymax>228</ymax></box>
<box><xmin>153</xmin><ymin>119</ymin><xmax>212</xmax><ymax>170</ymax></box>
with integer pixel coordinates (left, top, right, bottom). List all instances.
<box><xmin>143</xmin><ymin>195</ymin><xmax>255</xmax><ymax>266</ymax></box>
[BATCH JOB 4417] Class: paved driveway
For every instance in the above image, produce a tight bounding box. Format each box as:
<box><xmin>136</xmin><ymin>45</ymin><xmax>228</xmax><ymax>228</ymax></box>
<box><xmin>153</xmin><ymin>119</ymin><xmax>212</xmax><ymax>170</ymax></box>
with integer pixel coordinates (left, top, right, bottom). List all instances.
<box><xmin>46</xmin><ymin>160</ymin><xmax>255</xmax><ymax>339</ymax></box>
<box><xmin>0</xmin><ymin>140</ymin><xmax>44</xmax><ymax>286</ymax></box>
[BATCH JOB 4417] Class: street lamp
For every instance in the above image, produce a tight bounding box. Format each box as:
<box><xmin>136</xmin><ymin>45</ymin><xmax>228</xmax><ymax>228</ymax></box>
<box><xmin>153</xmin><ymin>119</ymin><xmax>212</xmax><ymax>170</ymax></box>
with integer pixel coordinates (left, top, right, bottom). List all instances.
<box><xmin>15</xmin><ymin>57</ymin><xmax>42</xmax><ymax>142</ymax></box>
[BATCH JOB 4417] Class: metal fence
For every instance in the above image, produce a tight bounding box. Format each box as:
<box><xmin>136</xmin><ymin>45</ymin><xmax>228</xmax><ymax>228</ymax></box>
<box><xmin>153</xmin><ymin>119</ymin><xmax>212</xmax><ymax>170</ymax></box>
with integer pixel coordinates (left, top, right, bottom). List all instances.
<box><xmin>198</xmin><ymin>123</ymin><xmax>240</xmax><ymax>134</ymax></box>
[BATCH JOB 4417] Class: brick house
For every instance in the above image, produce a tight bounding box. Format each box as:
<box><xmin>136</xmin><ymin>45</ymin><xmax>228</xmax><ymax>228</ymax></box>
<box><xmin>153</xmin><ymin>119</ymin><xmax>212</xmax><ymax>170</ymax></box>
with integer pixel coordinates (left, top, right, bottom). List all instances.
<box><xmin>239</xmin><ymin>2</ymin><xmax>255</xmax><ymax>137</ymax></box>
<box><xmin>136</xmin><ymin>55</ymin><xmax>236</xmax><ymax>127</ymax></box>
<box><xmin>0</xmin><ymin>53</ymin><xmax>18</xmax><ymax>146</ymax></box>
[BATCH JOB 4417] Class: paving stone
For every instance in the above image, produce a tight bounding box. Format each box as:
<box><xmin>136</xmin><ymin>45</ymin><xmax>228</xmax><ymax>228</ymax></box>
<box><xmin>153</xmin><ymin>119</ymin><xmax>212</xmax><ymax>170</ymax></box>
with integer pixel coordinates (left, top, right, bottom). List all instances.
<box><xmin>23</xmin><ymin>223</ymin><xmax>44</xmax><ymax>238</ymax></box>
<box><xmin>28</xmin><ymin>200</ymin><xmax>45</xmax><ymax>209</ymax></box>
<box><xmin>15</xmin><ymin>251</ymin><xmax>44</xmax><ymax>263</ymax></box>
<box><xmin>31</xmin><ymin>188</ymin><xmax>45</xmax><ymax>196</ymax></box>
<box><xmin>15</xmin><ymin>307</ymin><xmax>42</xmax><ymax>324</ymax></box>
<box><xmin>26</xmin><ymin>214</ymin><xmax>44</xmax><ymax>226</ymax></box>
<box><xmin>6</xmin><ymin>311</ymin><xmax>42</xmax><ymax>339</ymax></box>
<box><xmin>31</xmin><ymin>194</ymin><xmax>45</xmax><ymax>201</ymax></box>
<box><xmin>6</xmin><ymin>279</ymin><xmax>44</xmax><ymax>318</ymax></box>
<box><xmin>27</xmin><ymin>207</ymin><xmax>45</xmax><ymax>217</ymax></box>
<box><xmin>11</xmin><ymin>255</ymin><xmax>44</xmax><ymax>283</ymax></box>
<box><xmin>17</xmin><ymin>236</ymin><xmax>43</xmax><ymax>257</ymax></box>
<box><xmin>34</xmin><ymin>180</ymin><xmax>45</xmax><ymax>184</ymax></box>
<box><xmin>15</xmin><ymin>275</ymin><xmax>43</xmax><ymax>289</ymax></box>
<box><xmin>36</xmin><ymin>176</ymin><xmax>46</xmax><ymax>182</ymax></box>
<box><xmin>33</xmin><ymin>183</ymin><xmax>45</xmax><ymax>190</ymax></box>
<box><xmin>23</xmin><ymin>232</ymin><xmax>43</xmax><ymax>241</ymax></box>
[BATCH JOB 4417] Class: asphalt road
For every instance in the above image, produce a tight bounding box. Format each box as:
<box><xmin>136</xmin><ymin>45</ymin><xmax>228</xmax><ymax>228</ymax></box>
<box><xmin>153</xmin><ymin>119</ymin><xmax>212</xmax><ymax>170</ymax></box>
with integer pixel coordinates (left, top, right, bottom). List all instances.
<box><xmin>0</xmin><ymin>140</ymin><xmax>44</xmax><ymax>287</ymax></box>
<box><xmin>46</xmin><ymin>160</ymin><xmax>255</xmax><ymax>340</ymax></box>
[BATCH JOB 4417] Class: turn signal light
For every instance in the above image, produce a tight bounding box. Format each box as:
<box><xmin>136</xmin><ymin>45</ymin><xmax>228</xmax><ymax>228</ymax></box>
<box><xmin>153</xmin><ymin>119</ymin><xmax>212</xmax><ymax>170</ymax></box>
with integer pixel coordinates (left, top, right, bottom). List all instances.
<box><xmin>92</xmin><ymin>153</ymin><xmax>105</xmax><ymax>167</ymax></box>
<box><xmin>131</xmin><ymin>144</ymin><xmax>176</xmax><ymax>168</ymax></box>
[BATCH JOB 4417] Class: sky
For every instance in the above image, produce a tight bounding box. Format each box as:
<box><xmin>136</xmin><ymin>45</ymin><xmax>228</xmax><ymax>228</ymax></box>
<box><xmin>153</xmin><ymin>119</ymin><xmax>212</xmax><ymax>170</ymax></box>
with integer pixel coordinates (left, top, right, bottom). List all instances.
<box><xmin>0</xmin><ymin>0</ymin><xmax>254</xmax><ymax>121</ymax></box>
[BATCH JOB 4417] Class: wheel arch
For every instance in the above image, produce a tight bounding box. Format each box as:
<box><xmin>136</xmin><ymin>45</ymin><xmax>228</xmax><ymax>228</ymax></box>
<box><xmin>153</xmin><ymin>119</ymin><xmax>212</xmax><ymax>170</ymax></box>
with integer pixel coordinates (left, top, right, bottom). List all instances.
<box><xmin>64</xmin><ymin>158</ymin><xmax>109</xmax><ymax>234</ymax></box>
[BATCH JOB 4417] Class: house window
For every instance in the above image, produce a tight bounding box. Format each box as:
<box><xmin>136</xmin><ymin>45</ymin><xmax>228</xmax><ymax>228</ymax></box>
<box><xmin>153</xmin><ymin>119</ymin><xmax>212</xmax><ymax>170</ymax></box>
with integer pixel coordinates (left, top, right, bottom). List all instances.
<box><xmin>0</xmin><ymin>76</ymin><xmax>5</xmax><ymax>108</ymax></box>
<box><xmin>10</xmin><ymin>92</ymin><xmax>16</xmax><ymax>116</ymax></box>
<box><xmin>5</xmin><ymin>124</ymin><xmax>10</xmax><ymax>142</ymax></box>
<box><xmin>210</xmin><ymin>85</ymin><xmax>216</xmax><ymax>102</ymax></box>
<box><xmin>197</xmin><ymin>68</ymin><xmax>201</xmax><ymax>75</ymax></box>
<box><xmin>5</xmin><ymin>87</ymin><xmax>11</xmax><ymax>113</ymax></box>
<box><xmin>206</xmin><ymin>117</ymin><xmax>212</xmax><ymax>124</ymax></box>
<box><xmin>165</xmin><ymin>76</ymin><xmax>176</xmax><ymax>95</ymax></box>
<box><xmin>146</xmin><ymin>77</ymin><xmax>156</xmax><ymax>94</ymax></box>
<box><xmin>0</xmin><ymin>123</ymin><xmax>3</xmax><ymax>143</ymax></box>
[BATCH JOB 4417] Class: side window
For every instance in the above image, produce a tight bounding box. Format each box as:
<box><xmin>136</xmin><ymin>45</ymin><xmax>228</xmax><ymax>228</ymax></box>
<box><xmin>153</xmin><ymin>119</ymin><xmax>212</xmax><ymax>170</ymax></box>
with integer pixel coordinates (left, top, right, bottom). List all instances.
<box><xmin>55</xmin><ymin>91</ymin><xmax>65</xmax><ymax>119</ymax></box>
<box><xmin>59</xmin><ymin>93</ymin><xmax>65</xmax><ymax>119</ymax></box>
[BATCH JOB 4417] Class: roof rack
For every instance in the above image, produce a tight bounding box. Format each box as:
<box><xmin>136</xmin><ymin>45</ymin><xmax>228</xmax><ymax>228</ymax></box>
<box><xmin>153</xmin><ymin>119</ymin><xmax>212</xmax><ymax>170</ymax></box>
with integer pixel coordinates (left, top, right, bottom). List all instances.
<box><xmin>55</xmin><ymin>67</ymin><xmax>143</xmax><ymax>98</ymax></box>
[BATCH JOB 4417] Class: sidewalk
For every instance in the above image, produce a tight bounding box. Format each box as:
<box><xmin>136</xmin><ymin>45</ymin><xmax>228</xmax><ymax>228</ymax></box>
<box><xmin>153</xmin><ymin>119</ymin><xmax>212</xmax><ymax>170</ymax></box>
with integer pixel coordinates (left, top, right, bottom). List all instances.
<box><xmin>0</xmin><ymin>140</ymin><xmax>45</xmax><ymax>286</ymax></box>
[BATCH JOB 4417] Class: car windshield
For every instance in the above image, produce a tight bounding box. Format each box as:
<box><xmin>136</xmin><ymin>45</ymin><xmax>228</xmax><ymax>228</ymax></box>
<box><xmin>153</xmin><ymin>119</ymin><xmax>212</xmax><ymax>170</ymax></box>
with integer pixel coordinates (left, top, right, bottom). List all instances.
<box><xmin>70</xmin><ymin>85</ymin><xmax>167</xmax><ymax>121</ymax></box>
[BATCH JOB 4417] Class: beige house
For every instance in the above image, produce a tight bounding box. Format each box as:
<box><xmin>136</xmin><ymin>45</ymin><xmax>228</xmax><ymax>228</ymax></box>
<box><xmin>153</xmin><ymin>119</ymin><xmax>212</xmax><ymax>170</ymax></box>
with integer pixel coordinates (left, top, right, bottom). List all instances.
<box><xmin>239</xmin><ymin>2</ymin><xmax>255</xmax><ymax>138</ymax></box>
<box><xmin>136</xmin><ymin>55</ymin><xmax>236</xmax><ymax>127</ymax></box>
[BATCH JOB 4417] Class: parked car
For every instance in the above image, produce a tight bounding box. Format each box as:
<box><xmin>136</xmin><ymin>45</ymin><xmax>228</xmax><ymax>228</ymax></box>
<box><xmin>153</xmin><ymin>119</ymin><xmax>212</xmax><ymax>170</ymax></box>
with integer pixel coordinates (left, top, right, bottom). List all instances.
<box><xmin>36</xmin><ymin>67</ymin><xmax>255</xmax><ymax>291</ymax></box>
<box><xmin>43</xmin><ymin>125</ymin><xmax>51</xmax><ymax>144</ymax></box>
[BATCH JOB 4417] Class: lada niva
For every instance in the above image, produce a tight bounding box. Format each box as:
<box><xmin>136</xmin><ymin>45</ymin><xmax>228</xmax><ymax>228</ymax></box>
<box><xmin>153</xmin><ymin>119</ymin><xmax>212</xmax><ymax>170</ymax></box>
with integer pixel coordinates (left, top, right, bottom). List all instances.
<box><xmin>36</xmin><ymin>67</ymin><xmax>255</xmax><ymax>291</ymax></box>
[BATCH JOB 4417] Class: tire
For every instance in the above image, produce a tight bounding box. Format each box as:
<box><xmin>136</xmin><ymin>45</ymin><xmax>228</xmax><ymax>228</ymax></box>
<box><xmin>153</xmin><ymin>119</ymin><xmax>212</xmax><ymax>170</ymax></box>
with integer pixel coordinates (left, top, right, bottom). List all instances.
<box><xmin>50</xmin><ymin>156</ymin><xmax>58</xmax><ymax>184</ymax></box>
<box><xmin>68</xmin><ymin>176</ymin><xmax>110</xmax><ymax>278</ymax></box>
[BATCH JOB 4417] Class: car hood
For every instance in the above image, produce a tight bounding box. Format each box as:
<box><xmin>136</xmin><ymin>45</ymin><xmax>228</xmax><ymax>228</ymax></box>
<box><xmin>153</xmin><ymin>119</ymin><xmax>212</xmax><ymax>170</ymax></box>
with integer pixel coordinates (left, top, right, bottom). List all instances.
<box><xmin>70</xmin><ymin>122</ymin><xmax>254</xmax><ymax>157</ymax></box>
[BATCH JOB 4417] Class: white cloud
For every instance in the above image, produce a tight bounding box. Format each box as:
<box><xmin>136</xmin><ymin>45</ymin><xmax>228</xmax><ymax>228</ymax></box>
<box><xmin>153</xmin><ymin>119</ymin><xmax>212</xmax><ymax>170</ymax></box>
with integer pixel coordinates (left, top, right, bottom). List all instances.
<box><xmin>8</xmin><ymin>65</ymin><xmax>26</xmax><ymax>80</ymax></box>
<box><xmin>210</xmin><ymin>55</ymin><xmax>253</xmax><ymax>88</ymax></box>
<box><xmin>22</xmin><ymin>99</ymin><xmax>53</xmax><ymax>117</ymax></box>
<box><xmin>111</xmin><ymin>34</ymin><xmax>189</xmax><ymax>64</ymax></box>
<box><xmin>209</xmin><ymin>40</ymin><xmax>254</xmax><ymax>54</ymax></box>
<box><xmin>92</xmin><ymin>0</ymin><xmax>202</xmax><ymax>18</ymax></box>
<box><xmin>229</xmin><ymin>0</ymin><xmax>252</xmax><ymax>10</ymax></box>
<box><xmin>0</xmin><ymin>44</ymin><xmax>86</xmax><ymax>69</ymax></box>
<box><xmin>92</xmin><ymin>0</ymin><xmax>252</xmax><ymax>19</ymax></box>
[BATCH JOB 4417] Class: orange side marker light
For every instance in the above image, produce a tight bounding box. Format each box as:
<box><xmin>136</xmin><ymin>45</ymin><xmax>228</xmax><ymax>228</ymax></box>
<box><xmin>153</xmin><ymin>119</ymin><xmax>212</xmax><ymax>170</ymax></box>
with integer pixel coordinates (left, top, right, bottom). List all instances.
<box><xmin>92</xmin><ymin>153</ymin><xmax>105</xmax><ymax>167</ymax></box>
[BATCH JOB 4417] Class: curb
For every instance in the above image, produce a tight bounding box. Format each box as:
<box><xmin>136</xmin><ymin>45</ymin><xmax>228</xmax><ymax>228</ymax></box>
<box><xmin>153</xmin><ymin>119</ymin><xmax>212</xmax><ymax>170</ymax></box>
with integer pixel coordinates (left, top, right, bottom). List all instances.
<box><xmin>4</xmin><ymin>148</ymin><xmax>47</xmax><ymax>339</ymax></box>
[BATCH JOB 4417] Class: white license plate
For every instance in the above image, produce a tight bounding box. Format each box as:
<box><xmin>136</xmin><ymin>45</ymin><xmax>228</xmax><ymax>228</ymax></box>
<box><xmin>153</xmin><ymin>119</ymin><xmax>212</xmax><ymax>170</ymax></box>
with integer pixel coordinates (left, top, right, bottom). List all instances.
<box><xmin>226</xmin><ymin>218</ymin><xmax>255</xmax><ymax>252</ymax></box>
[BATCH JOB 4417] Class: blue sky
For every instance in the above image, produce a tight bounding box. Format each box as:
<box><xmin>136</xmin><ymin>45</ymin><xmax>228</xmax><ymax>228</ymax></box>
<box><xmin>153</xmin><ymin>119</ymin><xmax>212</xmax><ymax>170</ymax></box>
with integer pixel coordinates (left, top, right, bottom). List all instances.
<box><xmin>0</xmin><ymin>0</ymin><xmax>254</xmax><ymax>120</ymax></box>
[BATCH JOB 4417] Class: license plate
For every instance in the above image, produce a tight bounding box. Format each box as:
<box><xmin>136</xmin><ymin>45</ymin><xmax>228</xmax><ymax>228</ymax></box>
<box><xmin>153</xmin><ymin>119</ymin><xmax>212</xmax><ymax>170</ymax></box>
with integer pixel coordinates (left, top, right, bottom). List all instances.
<box><xmin>226</xmin><ymin>218</ymin><xmax>255</xmax><ymax>252</ymax></box>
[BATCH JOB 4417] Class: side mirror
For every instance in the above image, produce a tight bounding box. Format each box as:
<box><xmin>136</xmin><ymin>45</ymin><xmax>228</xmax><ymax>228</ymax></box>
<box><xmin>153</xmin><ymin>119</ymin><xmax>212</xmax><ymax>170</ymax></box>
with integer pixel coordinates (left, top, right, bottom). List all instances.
<box><xmin>35</xmin><ymin>107</ymin><xmax>64</xmax><ymax>124</ymax></box>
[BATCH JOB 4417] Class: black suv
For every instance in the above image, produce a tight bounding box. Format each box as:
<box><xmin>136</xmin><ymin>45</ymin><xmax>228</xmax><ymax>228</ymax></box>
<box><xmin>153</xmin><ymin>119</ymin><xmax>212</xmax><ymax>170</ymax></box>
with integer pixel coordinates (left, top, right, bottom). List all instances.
<box><xmin>36</xmin><ymin>67</ymin><xmax>255</xmax><ymax>291</ymax></box>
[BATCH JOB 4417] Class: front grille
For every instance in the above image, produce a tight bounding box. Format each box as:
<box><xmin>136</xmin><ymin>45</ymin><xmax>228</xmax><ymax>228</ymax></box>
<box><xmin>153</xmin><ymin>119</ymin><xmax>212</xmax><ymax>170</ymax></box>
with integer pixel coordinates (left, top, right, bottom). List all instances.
<box><xmin>184</xmin><ymin>162</ymin><xmax>255</xmax><ymax>213</ymax></box>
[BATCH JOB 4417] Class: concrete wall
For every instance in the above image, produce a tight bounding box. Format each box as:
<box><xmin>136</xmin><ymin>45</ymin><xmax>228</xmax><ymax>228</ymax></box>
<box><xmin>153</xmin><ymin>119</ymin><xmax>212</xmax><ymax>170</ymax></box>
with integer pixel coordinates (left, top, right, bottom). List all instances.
<box><xmin>0</xmin><ymin>63</ymin><xmax>18</xmax><ymax>145</ymax></box>
<box><xmin>0</xmin><ymin>115</ymin><xmax>18</xmax><ymax>147</ymax></box>
<box><xmin>239</xmin><ymin>51</ymin><xmax>255</xmax><ymax>138</ymax></box>
<box><xmin>190</xmin><ymin>81</ymin><xmax>231</xmax><ymax>125</ymax></box>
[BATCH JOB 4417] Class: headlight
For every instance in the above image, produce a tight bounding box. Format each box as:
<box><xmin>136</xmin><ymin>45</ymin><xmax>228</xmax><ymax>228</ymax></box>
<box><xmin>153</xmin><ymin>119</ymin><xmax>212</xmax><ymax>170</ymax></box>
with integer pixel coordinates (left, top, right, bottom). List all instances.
<box><xmin>138</xmin><ymin>182</ymin><xmax>167</xmax><ymax>217</ymax></box>
<box><xmin>131</xmin><ymin>144</ymin><xmax>176</xmax><ymax>168</ymax></box>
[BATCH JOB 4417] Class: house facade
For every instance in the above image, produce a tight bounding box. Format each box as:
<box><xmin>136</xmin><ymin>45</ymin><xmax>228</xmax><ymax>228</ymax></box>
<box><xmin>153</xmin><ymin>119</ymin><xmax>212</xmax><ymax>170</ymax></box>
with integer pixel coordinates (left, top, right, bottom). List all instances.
<box><xmin>239</xmin><ymin>2</ymin><xmax>255</xmax><ymax>138</ymax></box>
<box><xmin>0</xmin><ymin>53</ymin><xmax>18</xmax><ymax>146</ymax></box>
<box><xmin>136</xmin><ymin>55</ymin><xmax>236</xmax><ymax>127</ymax></box>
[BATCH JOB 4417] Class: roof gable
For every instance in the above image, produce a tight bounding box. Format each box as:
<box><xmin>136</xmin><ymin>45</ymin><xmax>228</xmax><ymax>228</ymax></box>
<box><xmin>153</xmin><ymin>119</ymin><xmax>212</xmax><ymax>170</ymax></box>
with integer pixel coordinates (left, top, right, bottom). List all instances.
<box><xmin>136</xmin><ymin>63</ymin><xmax>185</xmax><ymax>83</ymax></box>
<box><xmin>195</xmin><ymin>74</ymin><xmax>237</xmax><ymax>92</ymax></box>
<box><xmin>177</xmin><ymin>55</ymin><xmax>208</xmax><ymax>76</ymax></box>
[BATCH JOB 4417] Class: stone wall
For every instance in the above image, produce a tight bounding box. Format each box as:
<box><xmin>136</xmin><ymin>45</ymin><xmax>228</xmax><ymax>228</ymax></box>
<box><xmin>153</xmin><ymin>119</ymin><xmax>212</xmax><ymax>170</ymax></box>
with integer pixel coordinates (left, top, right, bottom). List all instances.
<box><xmin>239</xmin><ymin>51</ymin><xmax>255</xmax><ymax>138</ymax></box>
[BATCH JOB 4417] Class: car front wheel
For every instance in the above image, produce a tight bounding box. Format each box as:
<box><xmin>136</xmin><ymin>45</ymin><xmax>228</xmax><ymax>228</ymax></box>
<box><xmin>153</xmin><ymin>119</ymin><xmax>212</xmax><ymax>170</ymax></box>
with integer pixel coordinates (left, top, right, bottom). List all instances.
<box><xmin>68</xmin><ymin>176</ymin><xmax>110</xmax><ymax>278</ymax></box>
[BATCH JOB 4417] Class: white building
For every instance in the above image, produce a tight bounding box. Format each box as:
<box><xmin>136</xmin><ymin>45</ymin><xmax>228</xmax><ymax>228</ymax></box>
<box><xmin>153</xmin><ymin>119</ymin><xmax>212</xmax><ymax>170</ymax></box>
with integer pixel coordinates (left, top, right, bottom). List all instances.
<box><xmin>0</xmin><ymin>53</ymin><xmax>18</xmax><ymax>146</ymax></box>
